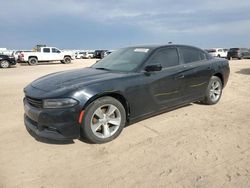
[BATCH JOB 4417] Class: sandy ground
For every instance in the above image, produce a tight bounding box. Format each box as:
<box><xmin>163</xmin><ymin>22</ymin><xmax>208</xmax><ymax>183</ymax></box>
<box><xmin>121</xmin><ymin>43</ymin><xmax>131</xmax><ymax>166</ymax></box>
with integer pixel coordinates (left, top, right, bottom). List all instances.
<box><xmin>0</xmin><ymin>59</ymin><xmax>249</xmax><ymax>188</ymax></box>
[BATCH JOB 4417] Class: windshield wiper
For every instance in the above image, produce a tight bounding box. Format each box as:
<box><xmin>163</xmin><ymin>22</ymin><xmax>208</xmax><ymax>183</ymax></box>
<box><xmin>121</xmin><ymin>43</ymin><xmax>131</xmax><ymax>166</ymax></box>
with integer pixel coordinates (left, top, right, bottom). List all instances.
<box><xmin>94</xmin><ymin>67</ymin><xmax>111</xmax><ymax>71</ymax></box>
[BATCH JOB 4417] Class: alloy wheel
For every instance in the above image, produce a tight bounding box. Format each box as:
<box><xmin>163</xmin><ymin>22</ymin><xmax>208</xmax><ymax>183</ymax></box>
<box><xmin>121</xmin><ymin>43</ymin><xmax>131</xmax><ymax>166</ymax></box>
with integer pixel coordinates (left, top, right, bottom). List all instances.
<box><xmin>0</xmin><ymin>60</ymin><xmax>10</xmax><ymax>68</ymax></box>
<box><xmin>209</xmin><ymin>80</ymin><xmax>222</xmax><ymax>102</ymax></box>
<box><xmin>90</xmin><ymin>104</ymin><xmax>121</xmax><ymax>139</ymax></box>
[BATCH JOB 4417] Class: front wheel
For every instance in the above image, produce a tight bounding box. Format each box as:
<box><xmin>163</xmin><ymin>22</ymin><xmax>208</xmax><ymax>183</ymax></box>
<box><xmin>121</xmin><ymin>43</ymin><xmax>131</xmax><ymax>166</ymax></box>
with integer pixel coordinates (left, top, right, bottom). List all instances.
<box><xmin>81</xmin><ymin>97</ymin><xmax>126</xmax><ymax>144</ymax></box>
<box><xmin>202</xmin><ymin>76</ymin><xmax>223</xmax><ymax>105</ymax></box>
<box><xmin>0</xmin><ymin>60</ymin><xmax>10</xmax><ymax>68</ymax></box>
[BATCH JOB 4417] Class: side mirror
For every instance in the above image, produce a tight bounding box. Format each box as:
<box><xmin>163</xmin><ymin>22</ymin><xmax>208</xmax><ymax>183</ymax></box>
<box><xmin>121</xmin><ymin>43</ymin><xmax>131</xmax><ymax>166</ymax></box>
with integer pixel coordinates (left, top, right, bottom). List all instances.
<box><xmin>145</xmin><ymin>64</ymin><xmax>162</xmax><ymax>72</ymax></box>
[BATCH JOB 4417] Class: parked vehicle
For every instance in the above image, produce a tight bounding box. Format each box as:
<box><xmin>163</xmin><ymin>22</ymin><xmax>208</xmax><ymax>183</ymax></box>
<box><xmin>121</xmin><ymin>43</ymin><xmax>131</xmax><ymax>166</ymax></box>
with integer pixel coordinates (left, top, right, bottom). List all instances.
<box><xmin>93</xmin><ymin>50</ymin><xmax>108</xmax><ymax>59</ymax></box>
<box><xmin>207</xmin><ymin>48</ymin><xmax>228</xmax><ymax>58</ymax></box>
<box><xmin>12</xmin><ymin>51</ymin><xmax>22</xmax><ymax>61</ymax></box>
<box><xmin>101</xmin><ymin>50</ymin><xmax>114</xmax><ymax>59</ymax></box>
<box><xmin>0</xmin><ymin>54</ymin><xmax>16</xmax><ymax>68</ymax></box>
<box><xmin>75</xmin><ymin>52</ymin><xmax>85</xmax><ymax>59</ymax></box>
<box><xmin>12</xmin><ymin>50</ymin><xmax>32</xmax><ymax>62</ymax></box>
<box><xmin>75</xmin><ymin>51</ymin><xmax>94</xmax><ymax>59</ymax></box>
<box><xmin>18</xmin><ymin>47</ymin><xmax>75</xmax><ymax>65</ymax></box>
<box><xmin>23</xmin><ymin>44</ymin><xmax>230</xmax><ymax>143</ymax></box>
<box><xmin>227</xmin><ymin>48</ymin><xmax>250</xmax><ymax>60</ymax></box>
<box><xmin>83</xmin><ymin>51</ymin><xmax>94</xmax><ymax>59</ymax></box>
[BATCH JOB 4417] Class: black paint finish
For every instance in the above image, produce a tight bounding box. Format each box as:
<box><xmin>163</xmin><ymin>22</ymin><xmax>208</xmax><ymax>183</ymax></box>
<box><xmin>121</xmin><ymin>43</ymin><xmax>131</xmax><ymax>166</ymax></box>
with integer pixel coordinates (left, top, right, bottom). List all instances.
<box><xmin>23</xmin><ymin>45</ymin><xmax>230</xmax><ymax>140</ymax></box>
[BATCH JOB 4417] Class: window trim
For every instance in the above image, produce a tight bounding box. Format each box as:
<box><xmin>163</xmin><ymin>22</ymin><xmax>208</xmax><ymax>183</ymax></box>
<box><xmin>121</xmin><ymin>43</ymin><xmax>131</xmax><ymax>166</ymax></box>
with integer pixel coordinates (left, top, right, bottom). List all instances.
<box><xmin>178</xmin><ymin>46</ymin><xmax>207</xmax><ymax>65</ymax></box>
<box><xmin>52</xmin><ymin>48</ymin><xmax>60</xmax><ymax>53</ymax></box>
<box><xmin>43</xmin><ymin>48</ymin><xmax>51</xmax><ymax>53</ymax></box>
<box><xmin>144</xmin><ymin>47</ymin><xmax>181</xmax><ymax>70</ymax></box>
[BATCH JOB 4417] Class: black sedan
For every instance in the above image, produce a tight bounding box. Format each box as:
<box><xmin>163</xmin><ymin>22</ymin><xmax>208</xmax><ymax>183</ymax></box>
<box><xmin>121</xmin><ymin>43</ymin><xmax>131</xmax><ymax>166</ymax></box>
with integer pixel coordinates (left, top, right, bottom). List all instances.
<box><xmin>0</xmin><ymin>54</ymin><xmax>16</xmax><ymax>68</ymax></box>
<box><xmin>23</xmin><ymin>44</ymin><xmax>230</xmax><ymax>143</ymax></box>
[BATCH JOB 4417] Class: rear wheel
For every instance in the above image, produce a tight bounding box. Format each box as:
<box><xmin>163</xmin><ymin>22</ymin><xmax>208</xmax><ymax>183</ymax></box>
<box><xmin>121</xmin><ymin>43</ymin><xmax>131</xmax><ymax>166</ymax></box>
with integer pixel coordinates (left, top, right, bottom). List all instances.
<box><xmin>0</xmin><ymin>60</ymin><xmax>10</xmax><ymax>68</ymax></box>
<box><xmin>61</xmin><ymin>56</ymin><xmax>71</xmax><ymax>64</ymax></box>
<box><xmin>28</xmin><ymin>57</ymin><xmax>38</xmax><ymax>65</ymax></box>
<box><xmin>81</xmin><ymin>96</ymin><xmax>126</xmax><ymax>144</ymax></box>
<box><xmin>202</xmin><ymin>76</ymin><xmax>222</xmax><ymax>105</ymax></box>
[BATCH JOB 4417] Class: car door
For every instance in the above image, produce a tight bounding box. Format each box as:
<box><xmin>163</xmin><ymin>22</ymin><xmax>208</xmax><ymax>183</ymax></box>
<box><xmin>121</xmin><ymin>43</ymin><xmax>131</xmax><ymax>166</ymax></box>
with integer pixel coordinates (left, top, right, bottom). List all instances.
<box><xmin>41</xmin><ymin>47</ymin><xmax>51</xmax><ymax>61</ymax></box>
<box><xmin>142</xmin><ymin>47</ymin><xmax>186</xmax><ymax>110</ymax></box>
<box><xmin>178</xmin><ymin>46</ymin><xmax>214</xmax><ymax>101</ymax></box>
<box><xmin>51</xmin><ymin>48</ymin><xmax>62</xmax><ymax>60</ymax></box>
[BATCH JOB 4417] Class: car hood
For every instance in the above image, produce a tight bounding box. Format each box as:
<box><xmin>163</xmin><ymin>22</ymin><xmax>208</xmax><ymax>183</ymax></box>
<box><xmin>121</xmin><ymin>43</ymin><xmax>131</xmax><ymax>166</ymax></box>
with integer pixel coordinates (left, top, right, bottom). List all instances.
<box><xmin>30</xmin><ymin>67</ymin><xmax>125</xmax><ymax>92</ymax></box>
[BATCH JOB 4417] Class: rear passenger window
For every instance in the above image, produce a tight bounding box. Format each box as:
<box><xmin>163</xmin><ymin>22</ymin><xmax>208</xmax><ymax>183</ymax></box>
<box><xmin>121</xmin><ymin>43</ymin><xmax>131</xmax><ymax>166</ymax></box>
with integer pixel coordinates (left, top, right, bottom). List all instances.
<box><xmin>180</xmin><ymin>47</ymin><xmax>206</xmax><ymax>63</ymax></box>
<box><xmin>200</xmin><ymin>52</ymin><xmax>207</xmax><ymax>60</ymax></box>
<box><xmin>149</xmin><ymin>48</ymin><xmax>179</xmax><ymax>68</ymax></box>
<box><xmin>43</xmin><ymin>48</ymin><xmax>50</xmax><ymax>53</ymax></box>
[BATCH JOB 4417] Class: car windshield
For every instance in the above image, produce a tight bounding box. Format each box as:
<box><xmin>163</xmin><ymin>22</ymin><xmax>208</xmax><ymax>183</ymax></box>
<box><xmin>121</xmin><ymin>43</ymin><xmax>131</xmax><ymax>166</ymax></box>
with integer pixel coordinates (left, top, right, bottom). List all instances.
<box><xmin>207</xmin><ymin>49</ymin><xmax>216</xmax><ymax>53</ymax></box>
<box><xmin>229</xmin><ymin>48</ymin><xmax>239</xmax><ymax>52</ymax></box>
<box><xmin>92</xmin><ymin>47</ymin><xmax>151</xmax><ymax>72</ymax></box>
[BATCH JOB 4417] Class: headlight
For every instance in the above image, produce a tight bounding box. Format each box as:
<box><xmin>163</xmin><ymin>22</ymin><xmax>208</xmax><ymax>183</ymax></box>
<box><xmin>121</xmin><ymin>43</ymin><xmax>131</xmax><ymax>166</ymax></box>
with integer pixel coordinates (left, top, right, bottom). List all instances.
<box><xmin>43</xmin><ymin>98</ymin><xmax>79</xmax><ymax>109</ymax></box>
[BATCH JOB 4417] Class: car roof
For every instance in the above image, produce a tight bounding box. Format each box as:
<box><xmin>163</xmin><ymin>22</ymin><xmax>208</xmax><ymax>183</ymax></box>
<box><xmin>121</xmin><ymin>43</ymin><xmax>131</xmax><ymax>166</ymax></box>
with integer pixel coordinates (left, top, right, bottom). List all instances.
<box><xmin>127</xmin><ymin>44</ymin><xmax>204</xmax><ymax>51</ymax></box>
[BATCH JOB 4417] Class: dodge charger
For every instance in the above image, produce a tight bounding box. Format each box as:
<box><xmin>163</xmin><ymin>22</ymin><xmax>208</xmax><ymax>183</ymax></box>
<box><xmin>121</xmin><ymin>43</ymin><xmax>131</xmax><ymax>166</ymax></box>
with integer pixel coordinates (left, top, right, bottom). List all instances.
<box><xmin>23</xmin><ymin>45</ymin><xmax>230</xmax><ymax>143</ymax></box>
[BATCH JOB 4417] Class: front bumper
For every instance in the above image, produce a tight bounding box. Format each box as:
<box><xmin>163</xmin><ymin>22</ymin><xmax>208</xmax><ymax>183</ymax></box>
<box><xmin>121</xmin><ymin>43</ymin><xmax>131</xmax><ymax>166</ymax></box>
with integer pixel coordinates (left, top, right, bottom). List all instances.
<box><xmin>23</xmin><ymin>98</ymin><xmax>81</xmax><ymax>141</ymax></box>
<box><xmin>8</xmin><ymin>58</ymin><xmax>16</xmax><ymax>65</ymax></box>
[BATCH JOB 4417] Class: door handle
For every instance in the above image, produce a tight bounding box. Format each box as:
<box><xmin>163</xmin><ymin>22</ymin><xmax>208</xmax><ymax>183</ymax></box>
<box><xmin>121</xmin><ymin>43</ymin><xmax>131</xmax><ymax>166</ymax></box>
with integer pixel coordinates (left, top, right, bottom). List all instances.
<box><xmin>175</xmin><ymin>74</ymin><xmax>185</xmax><ymax>79</ymax></box>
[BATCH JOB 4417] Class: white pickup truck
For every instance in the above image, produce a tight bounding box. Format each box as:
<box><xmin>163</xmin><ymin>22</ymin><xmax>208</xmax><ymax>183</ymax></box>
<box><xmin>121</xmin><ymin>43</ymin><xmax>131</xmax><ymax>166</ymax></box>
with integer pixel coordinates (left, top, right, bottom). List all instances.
<box><xmin>18</xmin><ymin>47</ymin><xmax>75</xmax><ymax>65</ymax></box>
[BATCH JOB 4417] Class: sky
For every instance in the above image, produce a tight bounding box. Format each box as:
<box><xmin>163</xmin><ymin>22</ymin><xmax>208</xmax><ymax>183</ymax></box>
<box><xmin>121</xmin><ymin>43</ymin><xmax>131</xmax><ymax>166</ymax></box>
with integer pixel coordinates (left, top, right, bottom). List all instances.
<box><xmin>1</xmin><ymin>0</ymin><xmax>250</xmax><ymax>50</ymax></box>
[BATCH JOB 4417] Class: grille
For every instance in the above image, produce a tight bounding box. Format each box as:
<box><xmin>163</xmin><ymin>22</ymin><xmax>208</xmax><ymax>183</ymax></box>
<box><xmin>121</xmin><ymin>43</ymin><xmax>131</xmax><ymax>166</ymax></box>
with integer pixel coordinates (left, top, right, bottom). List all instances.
<box><xmin>26</xmin><ymin>96</ymin><xmax>43</xmax><ymax>108</ymax></box>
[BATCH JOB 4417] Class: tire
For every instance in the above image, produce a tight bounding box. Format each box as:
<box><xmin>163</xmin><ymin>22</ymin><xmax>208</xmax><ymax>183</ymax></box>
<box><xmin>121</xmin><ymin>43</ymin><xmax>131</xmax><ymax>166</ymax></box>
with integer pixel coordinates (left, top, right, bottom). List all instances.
<box><xmin>28</xmin><ymin>57</ymin><xmax>38</xmax><ymax>65</ymax></box>
<box><xmin>61</xmin><ymin>56</ymin><xmax>71</xmax><ymax>64</ymax></box>
<box><xmin>202</xmin><ymin>76</ymin><xmax>223</xmax><ymax>105</ymax></box>
<box><xmin>0</xmin><ymin>60</ymin><xmax>10</xmax><ymax>68</ymax></box>
<box><xmin>81</xmin><ymin>96</ymin><xmax>126</xmax><ymax>144</ymax></box>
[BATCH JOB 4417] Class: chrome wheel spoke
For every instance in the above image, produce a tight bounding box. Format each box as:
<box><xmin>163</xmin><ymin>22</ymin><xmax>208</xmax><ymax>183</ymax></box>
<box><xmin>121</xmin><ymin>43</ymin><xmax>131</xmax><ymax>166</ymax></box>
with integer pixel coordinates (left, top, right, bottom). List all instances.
<box><xmin>92</xmin><ymin>121</ymin><xmax>103</xmax><ymax>131</ymax></box>
<box><xmin>108</xmin><ymin>117</ymin><xmax>121</xmax><ymax>126</ymax></box>
<box><xmin>95</xmin><ymin>108</ymin><xmax>104</xmax><ymax>119</ymax></box>
<box><xmin>106</xmin><ymin>105</ymin><xmax>117</xmax><ymax>117</ymax></box>
<box><xmin>210</xmin><ymin>92</ymin><xmax>214</xmax><ymax>98</ymax></box>
<box><xmin>103</xmin><ymin>124</ymin><xmax>110</xmax><ymax>137</ymax></box>
<box><xmin>214</xmin><ymin>90</ymin><xmax>221</xmax><ymax>95</ymax></box>
<box><xmin>213</xmin><ymin>82</ymin><xmax>220</xmax><ymax>89</ymax></box>
<box><xmin>211</xmin><ymin>93</ymin><xmax>216</xmax><ymax>100</ymax></box>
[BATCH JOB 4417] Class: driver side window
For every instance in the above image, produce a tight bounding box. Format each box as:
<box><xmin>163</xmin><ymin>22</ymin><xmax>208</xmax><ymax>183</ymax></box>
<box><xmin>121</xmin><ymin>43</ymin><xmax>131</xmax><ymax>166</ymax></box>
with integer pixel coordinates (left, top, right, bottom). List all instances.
<box><xmin>148</xmin><ymin>48</ymin><xmax>179</xmax><ymax>68</ymax></box>
<box><xmin>52</xmin><ymin>48</ymin><xmax>60</xmax><ymax>53</ymax></box>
